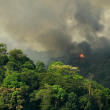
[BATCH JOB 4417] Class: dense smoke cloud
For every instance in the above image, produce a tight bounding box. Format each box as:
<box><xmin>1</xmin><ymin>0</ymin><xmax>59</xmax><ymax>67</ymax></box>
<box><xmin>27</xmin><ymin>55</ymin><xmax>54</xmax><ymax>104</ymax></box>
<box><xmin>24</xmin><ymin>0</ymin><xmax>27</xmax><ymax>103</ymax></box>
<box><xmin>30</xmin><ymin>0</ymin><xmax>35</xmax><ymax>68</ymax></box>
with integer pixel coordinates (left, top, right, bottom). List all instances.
<box><xmin>0</xmin><ymin>0</ymin><xmax>110</xmax><ymax>66</ymax></box>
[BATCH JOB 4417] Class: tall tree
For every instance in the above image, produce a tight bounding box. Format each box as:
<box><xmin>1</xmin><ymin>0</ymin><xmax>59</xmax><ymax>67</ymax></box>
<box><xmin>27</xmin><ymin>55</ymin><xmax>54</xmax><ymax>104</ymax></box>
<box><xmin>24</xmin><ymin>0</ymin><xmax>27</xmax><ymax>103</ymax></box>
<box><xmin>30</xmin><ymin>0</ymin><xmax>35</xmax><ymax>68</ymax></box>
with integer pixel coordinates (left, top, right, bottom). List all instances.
<box><xmin>52</xmin><ymin>85</ymin><xmax>66</xmax><ymax>109</ymax></box>
<box><xmin>48</xmin><ymin>61</ymin><xmax>64</xmax><ymax>73</ymax></box>
<box><xmin>36</xmin><ymin>60</ymin><xmax>46</xmax><ymax>73</ymax></box>
<box><xmin>8</xmin><ymin>49</ymin><xmax>23</xmax><ymax>59</ymax></box>
<box><xmin>35</xmin><ymin>83</ymin><xmax>53</xmax><ymax>110</ymax></box>
<box><xmin>0</xmin><ymin>43</ymin><xmax>7</xmax><ymax>55</ymax></box>
<box><xmin>66</xmin><ymin>92</ymin><xmax>78</xmax><ymax>110</ymax></box>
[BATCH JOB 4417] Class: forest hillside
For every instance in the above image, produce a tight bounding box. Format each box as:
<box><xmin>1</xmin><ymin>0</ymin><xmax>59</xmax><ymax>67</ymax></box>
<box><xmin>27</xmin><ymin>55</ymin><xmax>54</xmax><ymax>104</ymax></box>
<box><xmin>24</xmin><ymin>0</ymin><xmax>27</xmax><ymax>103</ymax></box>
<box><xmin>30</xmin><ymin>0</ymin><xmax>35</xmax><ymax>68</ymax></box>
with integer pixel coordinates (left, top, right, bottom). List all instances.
<box><xmin>0</xmin><ymin>43</ymin><xmax>110</xmax><ymax>110</ymax></box>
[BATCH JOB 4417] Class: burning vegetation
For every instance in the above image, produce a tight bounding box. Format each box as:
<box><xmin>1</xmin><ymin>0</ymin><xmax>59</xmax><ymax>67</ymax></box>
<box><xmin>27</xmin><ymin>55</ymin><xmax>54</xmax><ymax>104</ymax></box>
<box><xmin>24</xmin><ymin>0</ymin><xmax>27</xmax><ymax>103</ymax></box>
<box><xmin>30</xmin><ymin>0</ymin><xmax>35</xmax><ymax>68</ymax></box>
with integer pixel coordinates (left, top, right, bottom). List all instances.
<box><xmin>79</xmin><ymin>54</ymin><xmax>85</xmax><ymax>58</ymax></box>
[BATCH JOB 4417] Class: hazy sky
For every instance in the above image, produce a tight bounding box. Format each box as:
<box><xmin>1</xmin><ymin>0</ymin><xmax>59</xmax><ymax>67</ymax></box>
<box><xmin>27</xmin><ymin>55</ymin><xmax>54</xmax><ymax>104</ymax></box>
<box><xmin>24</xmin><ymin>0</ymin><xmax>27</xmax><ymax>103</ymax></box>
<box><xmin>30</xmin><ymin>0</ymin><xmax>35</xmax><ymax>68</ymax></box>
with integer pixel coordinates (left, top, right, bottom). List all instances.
<box><xmin>0</xmin><ymin>0</ymin><xmax>110</xmax><ymax>66</ymax></box>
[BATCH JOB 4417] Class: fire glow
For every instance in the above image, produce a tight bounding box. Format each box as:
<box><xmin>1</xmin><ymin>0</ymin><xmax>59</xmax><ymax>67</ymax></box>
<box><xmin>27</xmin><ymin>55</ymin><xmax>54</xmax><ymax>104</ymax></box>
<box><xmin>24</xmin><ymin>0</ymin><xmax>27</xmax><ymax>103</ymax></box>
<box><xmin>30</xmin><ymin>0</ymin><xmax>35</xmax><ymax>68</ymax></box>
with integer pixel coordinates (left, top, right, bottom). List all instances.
<box><xmin>79</xmin><ymin>54</ymin><xmax>85</xmax><ymax>58</ymax></box>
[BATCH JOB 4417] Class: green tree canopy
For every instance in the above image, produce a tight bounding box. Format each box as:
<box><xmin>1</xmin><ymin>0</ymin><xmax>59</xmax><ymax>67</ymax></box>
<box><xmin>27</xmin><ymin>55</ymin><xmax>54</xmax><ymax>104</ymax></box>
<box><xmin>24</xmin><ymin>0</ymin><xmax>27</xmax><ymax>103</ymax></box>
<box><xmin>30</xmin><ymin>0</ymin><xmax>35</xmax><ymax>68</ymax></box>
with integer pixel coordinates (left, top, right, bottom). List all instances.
<box><xmin>51</xmin><ymin>64</ymin><xmax>80</xmax><ymax>77</ymax></box>
<box><xmin>3</xmin><ymin>73</ymin><xmax>26</xmax><ymax>88</ymax></box>
<box><xmin>0</xmin><ymin>55</ymin><xmax>8</xmax><ymax>66</ymax></box>
<box><xmin>7</xmin><ymin>61</ymin><xmax>19</xmax><ymax>71</ymax></box>
<box><xmin>8</xmin><ymin>49</ymin><xmax>30</xmax><ymax>65</ymax></box>
<box><xmin>21</xmin><ymin>61</ymin><xmax>35</xmax><ymax>70</ymax></box>
<box><xmin>48</xmin><ymin>61</ymin><xmax>64</xmax><ymax>73</ymax></box>
<box><xmin>20</xmin><ymin>69</ymin><xmax>39</xmax><ymax>90</ymax></box>
<box><xmin>36</xmin><ymin>60</ymin><xmax>45</xmax><ymax>73</ymax></box>
<box><xmin>8</xmin><ymin>49</ymin><xmax>23</xmax><ymax>60</ymax></box>
<box><xmin>66</xmin><ymin>92</ymin><xmax>78</xmax><ymax>110</ymax></box>
<box><xmin>52</xmin><ymin>85</ymin><xmax>66</xmax><ymax>109</ymax></box>
<box><xmin>0</xmin><ymin>43</ymin><xmax>7</xmax><ymax>55</ymax></box>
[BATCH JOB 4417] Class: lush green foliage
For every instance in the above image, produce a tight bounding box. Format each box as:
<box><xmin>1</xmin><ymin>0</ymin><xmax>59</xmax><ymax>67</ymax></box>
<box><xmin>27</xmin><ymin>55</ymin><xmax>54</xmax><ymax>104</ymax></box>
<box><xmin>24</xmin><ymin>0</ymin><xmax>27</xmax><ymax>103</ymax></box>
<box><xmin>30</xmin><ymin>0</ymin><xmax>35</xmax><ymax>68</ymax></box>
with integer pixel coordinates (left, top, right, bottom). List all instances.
<box><xmin>36</xmin><ymin>60</ymin><xmax>46</xmax><ymax>73</ymax></box>
<box><xmin>0</xmin><ymin>43</ymin><xmax>110</xmax><ymax>110</ymax></box>
<box><xmin>3</xmin><ymin>73</ymin><xmax>26</xmax><ymax>88</ymax></box>
<box><xmin>0</xmin><ymin>43</ymin><xmax>7</xmax><ymax>55</ymax></box>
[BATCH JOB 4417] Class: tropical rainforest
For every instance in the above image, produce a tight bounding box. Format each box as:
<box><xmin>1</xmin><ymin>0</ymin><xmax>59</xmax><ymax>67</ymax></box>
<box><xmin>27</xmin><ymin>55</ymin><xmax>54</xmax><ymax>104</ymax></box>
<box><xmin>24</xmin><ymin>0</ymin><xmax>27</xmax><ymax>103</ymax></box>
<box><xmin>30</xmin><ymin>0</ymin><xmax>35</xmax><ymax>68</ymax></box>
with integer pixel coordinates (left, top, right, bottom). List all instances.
<box><xmin>0</xmin><ymin>43</ymin><xmax>110</xmax><ymax>110</ymax></box>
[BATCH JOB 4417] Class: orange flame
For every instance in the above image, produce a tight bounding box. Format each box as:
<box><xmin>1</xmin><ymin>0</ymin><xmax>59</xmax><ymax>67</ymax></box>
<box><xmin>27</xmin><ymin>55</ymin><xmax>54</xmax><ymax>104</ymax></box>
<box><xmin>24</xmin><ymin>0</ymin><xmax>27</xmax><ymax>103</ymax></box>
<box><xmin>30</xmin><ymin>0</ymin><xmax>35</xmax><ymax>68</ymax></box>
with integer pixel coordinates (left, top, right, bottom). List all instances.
<box><xmin>79</xmin><ymin>54</ymin><xmax>85</xmax><ymax>58</ymax></box>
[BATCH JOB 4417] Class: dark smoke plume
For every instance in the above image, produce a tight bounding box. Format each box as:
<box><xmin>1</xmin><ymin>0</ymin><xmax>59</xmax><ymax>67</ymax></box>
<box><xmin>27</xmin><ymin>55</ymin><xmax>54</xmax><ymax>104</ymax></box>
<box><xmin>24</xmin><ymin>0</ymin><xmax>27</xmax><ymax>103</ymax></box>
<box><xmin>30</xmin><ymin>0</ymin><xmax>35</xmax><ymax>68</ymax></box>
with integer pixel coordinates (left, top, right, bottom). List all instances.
<box><xmin>47</xmin><ymin>0</ymin><xmax>110</xmax><ymax>69</ymax></box>
<box><xmin>0</xmin><ymin>0</ymin><xmax>110</xmax><ymax>67</ymax></box>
